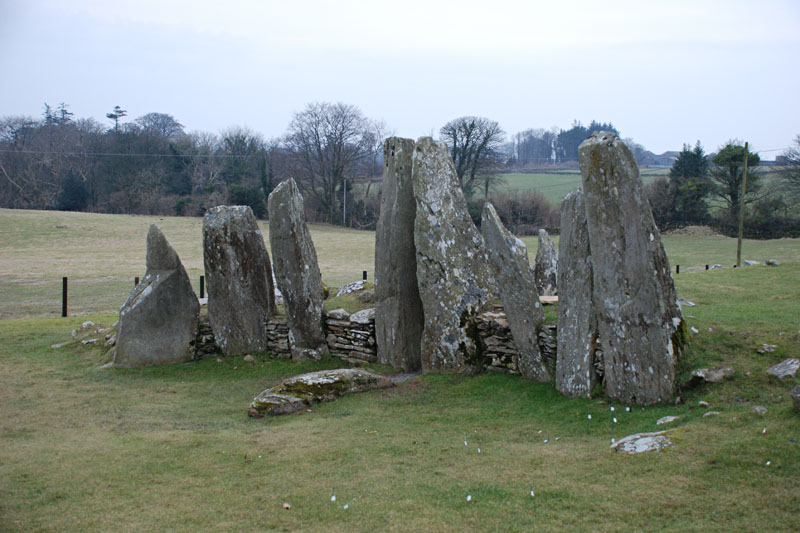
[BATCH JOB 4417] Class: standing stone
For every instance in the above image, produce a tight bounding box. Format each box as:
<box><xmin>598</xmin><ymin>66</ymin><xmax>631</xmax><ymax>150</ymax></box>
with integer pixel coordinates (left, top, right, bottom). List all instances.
<box><xmin>533</xmin><ymin>229</ymin><xmax>558</xmax><ymax>296</ymax></box>
<box><xmin>203</xmin><ymin>205</ymin><xmax>275</xmax><ymax>356</ymax></box>
<box><xmin>412</xmin><ymin>137</ymin><xmax>494</xmax><ymax>372</ymax></box>
<box><xmin>579</xmin><ymin>132</ymin><xmax>685</xmax><ymax>405</ymax></box>
<box><xmin>114</xmin><ymin>225</ymin><xmax>199</xmax><ymax>368</ymax></box>
<box><xmin>375</xmin><ymin>137</ymin><xmax>425</xmax><ymax>372</ymax></box>
<box><xmin>556</xmin><ymin>189</ymin><xmax>600</xmax><ymax>397</ymax></box>
<box><xmin>268</xmin><ymin>178</ymin><xmax>329</xmax><ymax>361</ymax></box>
<box><xmin>481</xmin><ymin>203</ymin><xmax>550</xmax><ymax>381</ymax></box>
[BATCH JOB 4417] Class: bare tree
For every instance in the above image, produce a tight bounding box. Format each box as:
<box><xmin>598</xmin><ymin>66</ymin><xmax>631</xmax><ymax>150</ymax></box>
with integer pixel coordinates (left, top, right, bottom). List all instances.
<box><xmin>439</xmin><ymin>116</ymin><xmax>505</xmax><ymax>197</ymax></box>
<box><xmin>284</xmin><ymin>102</ymin><xmax>377</xmax><ymax>224</ymax></box>
<box><xmin>134</xmin><ymin>112</ymin><xmax>185</xmax><ymax>139</ymax></box>
<box><xmin>780</xmin><ymin>135</ymin><xmax>800</xmax><ymax>204</ymax></box>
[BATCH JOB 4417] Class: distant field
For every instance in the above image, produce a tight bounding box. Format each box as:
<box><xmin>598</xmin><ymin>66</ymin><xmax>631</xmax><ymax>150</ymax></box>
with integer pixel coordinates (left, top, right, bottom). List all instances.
<box><xmin>497</xmin><ymin>169</ymin><xmax>668</xmax><ymax>205</ymax></box>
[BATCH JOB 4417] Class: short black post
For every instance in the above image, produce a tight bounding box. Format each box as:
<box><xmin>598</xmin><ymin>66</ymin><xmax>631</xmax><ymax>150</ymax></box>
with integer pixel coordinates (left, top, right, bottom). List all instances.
<box><xmin>135</xmin><ymin>276</ymin><xmax>139</xmax><ymax>286</ymax></box>
<box><xmin>200</xmin><ymin>275</ymin><xmax>205</xmax><ymax>299</ymax></box>
<box><xmin>362</xmin><ymin>270</ymin><xmax>367</xmax><ymax>281</ymax></box>
<box><xmin>705</xmin><ymin>264</ymin><xmax>709</xmax><ymax>270</ymax></box>
<box><xmin>676</xmin><ymin>265</ymin><xmax>680</xmax><ymax>274</ymax></box>
<box><xmin>733</xmin><ymin>264</ymin><xmax>737</xmax><ymax>268</ymax></box>
<box><xmin>62</xmin><ymin>277</ymin><xmax>68</xmax><ymax>317</ymax></box>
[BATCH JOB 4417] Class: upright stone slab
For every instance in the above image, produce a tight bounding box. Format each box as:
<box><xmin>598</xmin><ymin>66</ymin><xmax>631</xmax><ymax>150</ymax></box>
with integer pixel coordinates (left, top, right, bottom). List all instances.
<box><xmin>375</xmin><ymin>137</ymin><xmax>424</xmax><ymax>371</ymax></box>
<box><xmin>533</xmin><ymin>229</ymin><xmax>558</xmax><ymax>296</ymax></box>
<box><xmin>412</xmin><ymin>137</ymin><xmax>494</xmax><ymax>372</ymax></box>
<box><xmin>556</xmin><ymin>189</ymin><xmax>599</xmax><ymax>397</ymax></box>
<box><xmin>114</xmin><ymin>225</ymin><xmax>199</xmax><ymax>368</ymax></box>
<box><xmin>267</xmin><ymin>178</ymin><xmax>329</xmax><ymax>361</ymax></box>
<box><xmin>481</xmin><ymin>203</ymin><xmax>550</xmax><ymax>381</ymax></box>
<box><xmin>203</xmin><ymin>205</ymin><xmax>275</xmax><ymax>356</ymax></box>
<box><xmin>579</xmin><ymin>132</ymin><xmax>684</xmax><ymax>405</ymax></box>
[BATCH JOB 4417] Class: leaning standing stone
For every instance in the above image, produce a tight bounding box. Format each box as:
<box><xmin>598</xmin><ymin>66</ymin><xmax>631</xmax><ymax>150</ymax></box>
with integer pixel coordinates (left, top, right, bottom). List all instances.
<box><xmin>114</xmin><ymin>225</ymin><xmax>199</xmax><ymax>367</ymax></box>
<box><xmin>203</xmin><ymin>205</ymin><xmax>275</xmax><ymax>356</ymax></box>
<box><xmin>375</xmin><ymin>137</ymin><xmax>424</xmax><ymax>371</ymax></box>
<box><xmin>481</xmin><ymin>202</ymin><xmax>549</xmax><ymax>381</ymax></box>
<box><xmin>579</xmin><ymin>132</ymin><xmax>685</xmax><ymax>405</ymax></box>
<box><xmin>533</xmin><ymin>229</ymin><xmax>558</xmax><ymax>296</ymax></box>
<box><xmin>267</xmin><ymin>178</ymin><xmax>329</xmax><ymax>361</ymax></box>
<box><xmin>412</xmin><ymin>137</ymin><xmax>494</xmax><ymax>372</ymax></box>
<box><xmin>556</xmin><ymin>189</ymin><xmax>600</xmax><ymax>397</ymax></box>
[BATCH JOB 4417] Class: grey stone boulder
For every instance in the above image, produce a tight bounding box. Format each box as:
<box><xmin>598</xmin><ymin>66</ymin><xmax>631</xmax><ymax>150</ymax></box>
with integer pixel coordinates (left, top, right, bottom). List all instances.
<box><xmin>556</xmin><ymin>189</ymin><xmax>600</xmax><ymax>398</ymax></box>
<box><xmin>350</xmin><ymin>308</ymin><xmax>375</xmax><ymax>325</ymax></box>
<box><xmin>743</xmin><ymin>259</ymin><xmax>759</xmax><ymax>266</ymax></box>
<box><xmin>611</xmin><ymin>431</ymin><xmax>674</xmax><ymax>454</ymax></box>
<box><xmin>766</xmin><ymin>358</ymin><xmax>800</xmax><ymax>379</ymax></box>
<box><xmin>682</xmin><ymin>367</ymin><xmax>735</xmax><ymax>389</ymax></box>
<box><xmin>375</xmin><ymin>137</ymin><xmax>425</xmax><ymax>372</ymax></box>
<box><xmin>336</xmin><ymin>280</ymin><xmax>366</xmax><ymax>297</ymax></box>
<box><xmin>656</xmin><ymin>416</ymin><xmax>681</xmax><ymax>425</ymax></box>
<box><xmin>481</xmin><ymin>202</ymin><xmax>549</xmax><ymax>381</ymax></box>
<box><xmin>764</xmin><ymin>259</ymin><xmax>781</xmax><ymax>266</ymax></box>
<box><xmin>792</xmin><ymin>385</ymin><xmax>800</xmax><ymax>413</ymax></box>
<box><xmin>203</xmin><ymin>205</ymin><xmax>275</xmax><ymax>356</ymax></box>
<box><xmin>533</xmin><ymin>229</ymin><xmax>558</xmax><ymax>296</ymax></box>
<box><xmin>248</xmin><ymin>368</ymin><xmax>394</xmax><ymax>417</ymax></box>
<box><xmin>114</xmin><ymin>225</ymin><xmax>199</xmax><ymax>368</ymax></box>
<box><xmin>268</xmin><ymin>178</ymin><xmax>329</xmax><ymax>361</ymax></box>
<box><xmin>579</xmin><ymin>131</ymin><xmax>685</xmax><ymax>405</ymax></box>
<box><xmin>412</xmin><ymin>137</ymin><xmax>494</xmax><ymax>372</ymax></box>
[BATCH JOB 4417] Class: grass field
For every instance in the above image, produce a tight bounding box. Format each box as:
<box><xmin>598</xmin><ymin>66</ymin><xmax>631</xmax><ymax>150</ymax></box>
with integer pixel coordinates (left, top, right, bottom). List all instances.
<box><xmin>496</xmin><ymin>169</ymin><xmax>666</xmax><ymax>205</ymax></box>
<box><xmin>1</xmin><ymin>209</ymin><xmax>799</xmax><ymax>531</ymax></box>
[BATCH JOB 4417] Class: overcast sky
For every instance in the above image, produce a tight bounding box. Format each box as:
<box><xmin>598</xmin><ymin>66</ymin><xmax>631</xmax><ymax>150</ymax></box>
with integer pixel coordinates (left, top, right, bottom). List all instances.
<box><xmin>1</xmin><ymin>0</ymin><xmax>798</xmax><ymax>158</ymax></box>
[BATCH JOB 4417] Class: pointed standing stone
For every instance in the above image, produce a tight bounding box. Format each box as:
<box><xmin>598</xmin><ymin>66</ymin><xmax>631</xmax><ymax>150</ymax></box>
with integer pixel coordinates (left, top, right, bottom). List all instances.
<box><xmin>412</xmin><ymin>137</ymin><xmax>494</xmax><ymax>372</ymax></box>
<box><xmin>579</xmin><ymin>132</ymin><xmax>685</xmax><ymax>405</ymax></box>
<box><xmin>533</xmin><ymin>229</ymin><xmax>558</xmax><ymax>296</ymax></box>
<box><xmin>375</xmin><ymin>137</ymin><xmax>424</xmax><ymax>371</ymax></box>
<box><xmin>115</xmin><ymin>225</ymin><xmax>199</xmax><ymax>367</ymax></box>
<box><xmin>267</xmin><ymin>178</ymin><xmax>329</xmax><ymax>361</ymax></box>
<box><xmin>481</xmin><ymin>203</ymin><xmax>550</xmax><ymax>381</ymax></box>
<box><xmin>556</xmin><ymin>189</ymin><xmax>599</xmax><ymax>397</ymax></box>
<box><xmin>203</xmin><ymin>205</ymin><xmax>275</xmax><ymax>356</ymax></box>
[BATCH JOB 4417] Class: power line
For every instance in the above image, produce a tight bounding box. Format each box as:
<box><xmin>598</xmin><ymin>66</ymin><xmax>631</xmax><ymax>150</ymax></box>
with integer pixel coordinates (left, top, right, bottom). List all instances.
<box><xmin>0</xmin><ymin>148</ymin><xmax>260</xmax><ymax>159</ymax></box>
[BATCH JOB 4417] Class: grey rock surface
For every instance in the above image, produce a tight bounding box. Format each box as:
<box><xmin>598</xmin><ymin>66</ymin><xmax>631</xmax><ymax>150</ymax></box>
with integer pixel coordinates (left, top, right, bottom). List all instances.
<box><xmin>412</xmin><ymin>137</ymin><xmax>494</xmax><ymax>372</ymax></box>
<box><xmin>556</xmin><ymin>189</ymin><xmax>600</xmax><ymax>398</ymax></box>
<box><xmin>481</xmin><ymin>203</ymin><xmax>549</xmax><ymax>381</ymax></box>
<box><xmin>202</xmin><ymin>205</ymin><xmax>275</xmax><ymax>356</ymax></box>
<box><xmin>579</xmin><ymin>131</ymin><xmax>684</xmax><ymax>405</ymax></box>
<box><xmin>766</xmin><ymin>358</ymin><xmax>800</xmax><ymax>379</ymax></box>
<box><xmin>114</xmin><ymin>225</ymin><xmax>199</xmax><ymax>368</ymax></box>
<box><xmin>374</xmin><ymin>137</ymin><xmax>424</xmax><ymax>371</ymax></box>
<box><xmin>656</xmin><ymin>415</ymin><xmax>681</xmax><ymax>425</ymax></box>
<box><xmin>533</xmin><ymin>229</ymin><xmax>558</xmax><ymax>296</ymax></box>
<box><xmin>267</xmin><ymin>178</ymin><xmax>329</xmax><ymax>361</ymax></box>
<box><xmin>683</xmin><ymin>367</ymin><xmax>735</xmax><ymax>389</ymax></box>
<box><xmin>612</xmin><ymin>431</ymin><xmax>674</xmax><ymax>454</ymax></box>
<box><xmin>248</xmin><ymin>368</ymin><xmax>394</xmax><ymax>417</ymax></box>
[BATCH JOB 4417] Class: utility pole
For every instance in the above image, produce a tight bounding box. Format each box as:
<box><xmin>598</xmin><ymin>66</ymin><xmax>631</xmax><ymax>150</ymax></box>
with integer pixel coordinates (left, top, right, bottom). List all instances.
<box><xmin>736</xmin><ymin>141</ymin><xmax>749</xmax><ymax>267</ymax></box>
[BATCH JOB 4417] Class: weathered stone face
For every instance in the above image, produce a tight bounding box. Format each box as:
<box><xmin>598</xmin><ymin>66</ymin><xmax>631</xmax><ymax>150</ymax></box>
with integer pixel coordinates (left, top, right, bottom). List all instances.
<box><xmin>267</xmin><ymin>178</ymin><xmax>329</xmax><ymax>361</ymax></box>
<box><xmin>375</xmin><ymin>137</ymin><xmax>424</xmax><ymax>372</ymax></box>
<box><xmin>579</xmin><ymin>132</ymin><xmax>684</xmax><ymax>405</ymax></box>
<box><xmin>202</xmin><ymin>205</ymin><xmax>275</xmax><ymax>356</ymax></box>
<box><xmin>412</xmin><ymin>137</ymin><xmax>494</xmax><ymax>372</ymax></box>
<box><xmin>114</xmin><ymin>224</ymin><xmax>199</xmax><ymax>368</ymax></box>
<box><xmin>533</xmin><ymin>229</ymin><xmax>558</xmax><ymax>296</ymax></box>
<box><xmin>556</xmin><ymin>189</ymin><xmax>600</xmax><ymax>397</ymax></box>
<box><xmin>481</xmin><ymin>202</ymin><xmax>549</xmax><ymax>381</ymax></box>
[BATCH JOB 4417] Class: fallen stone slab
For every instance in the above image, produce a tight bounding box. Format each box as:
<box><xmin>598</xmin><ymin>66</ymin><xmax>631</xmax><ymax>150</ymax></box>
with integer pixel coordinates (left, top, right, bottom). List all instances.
<box><xmin>248</xmin><ymin>368</ymin><xmax>394</xmax><ymax>417</ymax></box>
<box><xmin>656</xmin><ymin>416</ymin><xmax>681</xmax><ymax>425</ymax></box>
<box><xmin>682</xmin><ymin>367</ymin><xmax>735</xmax><ymax>389</ymax></box>
<box><xmin>611</xmin><ymin>431</ymin><xmax>674</xmax><ymax>454</ymax></box>
<box><xmin>766</xmin><ymin>358</ymin><xmax>799</xmax><ymax>379</ymax></box>
<box><xmin>336</xmin><ymin>280</ymin><xmax>367</xmax><ymax>297</ymax></box>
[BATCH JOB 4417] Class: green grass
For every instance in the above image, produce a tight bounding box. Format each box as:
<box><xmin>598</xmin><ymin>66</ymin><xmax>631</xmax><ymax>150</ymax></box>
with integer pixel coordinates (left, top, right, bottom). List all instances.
<box><xmin>1</xmin><ymin>209</ymin><xmax>800</xmax><ymax>531</ymax></box>
<box><xmin>497</xmin><ymin>169</ymin><xmax>666</xmax><ymax>205</ymax></box>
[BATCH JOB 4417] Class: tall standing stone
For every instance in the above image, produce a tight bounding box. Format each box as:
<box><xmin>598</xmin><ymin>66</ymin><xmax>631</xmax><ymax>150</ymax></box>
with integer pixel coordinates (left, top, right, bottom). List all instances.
<box><xmin>114</xmin><ymin>225</ymin><xmax>199</xmax><ymax>368</ymax></box>
<box><xmin>267</xmin><ymin>178</ymin><xmax>329</xmax><ymax>361</ymax></box>
<box><xmin>556</xmin><ymin>189</ymin><xmax>599</xmax><ymax>397</ymax></box>
<box><xmin>412</xmin><ymin>137</ymin><xmax>494</xmax><ymax>372</ymax></box>
<box><xmin>579</xmin><ymin>132</ymin><xmax>685</xmax><ymax>405</ymax></box>
<box><xmin>375</xmin><ymin>137</ymin><xmax>424</xmax><ymax>371</ymax></box>
<box><xmin>533</xmin><ymin>229</ymin><xmax>558</xmax><ymax>296</ymax></box>
<box><xmin>481</xmin><ymin>203</ymin><xmax>550</xmax><ymax>381</ymax></box>
<box><xmin>203</xmin><ymin>205</ymin><xmax>275</xmax><ymax>356</ymax></box>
